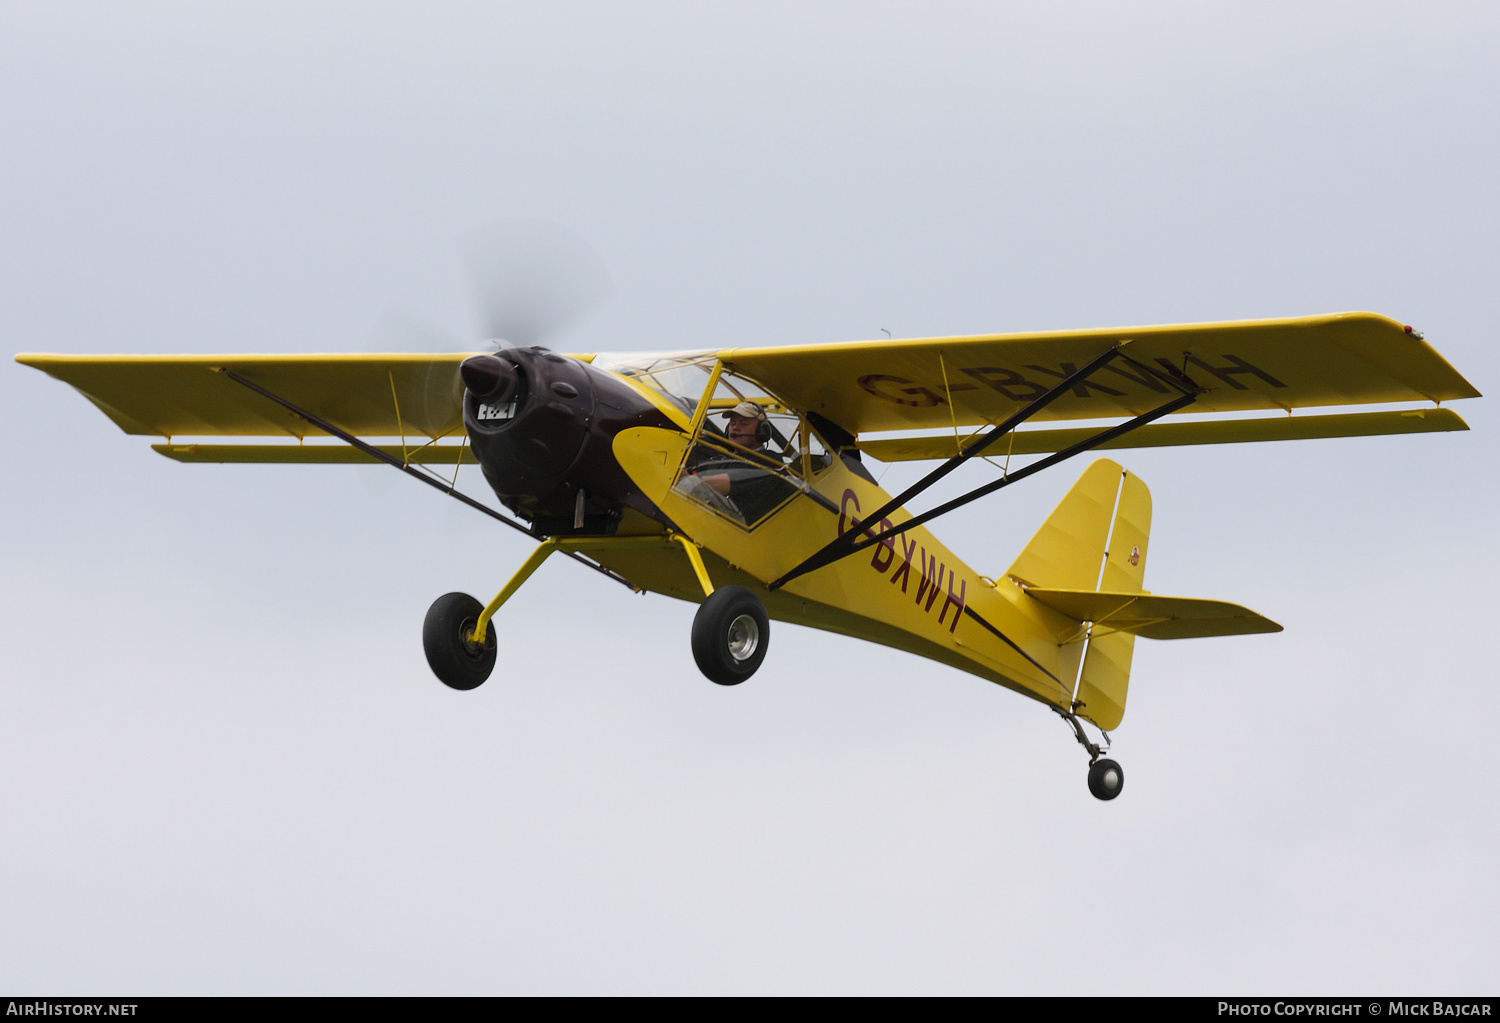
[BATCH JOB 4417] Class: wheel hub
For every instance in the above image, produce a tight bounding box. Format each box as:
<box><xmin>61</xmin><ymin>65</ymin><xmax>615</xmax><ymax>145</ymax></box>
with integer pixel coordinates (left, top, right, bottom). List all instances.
<box><xmin>459</xmin><ymin>617</ymin><xmax>496</xmax><ymax>659</ymax></box>
<box><xmin>726</xmin><ymin>614</ymin><xmax>760</xmax><ymax>662</ymax></box>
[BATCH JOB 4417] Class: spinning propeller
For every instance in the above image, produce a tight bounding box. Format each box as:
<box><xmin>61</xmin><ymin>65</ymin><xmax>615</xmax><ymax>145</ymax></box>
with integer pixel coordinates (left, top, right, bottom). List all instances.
<box><xmin>372</xmin><ymin>217</ymin><xmax>614</xmax><ymax>355</ymax></box>
<box><xmin>459</xmin><ymin>217</ymin><xmax>614</xmax><ymax>350</ymax></box>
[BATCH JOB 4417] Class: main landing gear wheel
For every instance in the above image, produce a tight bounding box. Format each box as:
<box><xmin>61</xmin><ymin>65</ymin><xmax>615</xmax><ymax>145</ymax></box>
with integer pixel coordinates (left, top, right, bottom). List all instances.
<box><xmin>1087</xmin><ymin>758</ymin><xmax>1124</xmax><ymax>801</ymax></box>
<box><xmin>423</xmin><ymin>592</ymin><xmax>497</xmax><ymax>691</ymax></box>
<box><xmin>691</xmin><ymin>586</ymin><xmax>769</xmax><ymax>686</ymax></box>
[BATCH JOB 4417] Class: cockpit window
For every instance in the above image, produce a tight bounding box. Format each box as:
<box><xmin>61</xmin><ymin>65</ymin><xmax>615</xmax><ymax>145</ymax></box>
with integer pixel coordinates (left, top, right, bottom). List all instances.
<box><xmin>699</xmin><ymin>365</ymin><xmax>773</xmax><ymax>412</ymax></box>
<box><xmin>672</xmin><ymin>367</ymin><xmax>836</xmax><ymax>529</ymax></box>
<box><xmin>591</xmin><ymin>352</ymin><xmax>719</xmax><ymax>416</ymax></box>
<box><xmin>596</xmin><ymin>353</ymin><xmax>836</xmax><ymax>528</ymax></box>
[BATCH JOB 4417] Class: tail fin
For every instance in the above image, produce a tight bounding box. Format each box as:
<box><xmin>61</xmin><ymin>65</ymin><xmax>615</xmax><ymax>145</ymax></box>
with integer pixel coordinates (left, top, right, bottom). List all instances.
<box><xmin>1006</xmin><ymin>458</ymin><xmax>1150</xmax><ymax>731</ymax></box>
<box><xmin>1004</xmin><ymin>458</ymin><xmax>1126</xmax><ymax>592</ymax></box>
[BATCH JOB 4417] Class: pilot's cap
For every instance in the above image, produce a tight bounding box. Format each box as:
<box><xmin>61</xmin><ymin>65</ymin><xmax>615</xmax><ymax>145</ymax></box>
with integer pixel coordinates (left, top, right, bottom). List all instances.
<box><xmin>722</xmin><ymin>400</ymin><xmax>765</xmax><ymax>421</ymax></box>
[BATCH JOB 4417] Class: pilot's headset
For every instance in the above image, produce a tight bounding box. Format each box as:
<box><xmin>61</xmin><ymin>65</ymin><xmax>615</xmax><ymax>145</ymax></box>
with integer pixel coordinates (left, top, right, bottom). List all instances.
<box><xmin>723</xmin><ymin>400</ymin><xmax>772</xmax><ymax>445</ymax></box>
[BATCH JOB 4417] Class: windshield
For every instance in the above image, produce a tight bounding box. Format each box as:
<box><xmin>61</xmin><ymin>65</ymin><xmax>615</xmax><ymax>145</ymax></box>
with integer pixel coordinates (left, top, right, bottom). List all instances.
<box><xmin>591</xmin><ymin>351</ymin><xmax>719</xmax><ymax>415</ymax></box>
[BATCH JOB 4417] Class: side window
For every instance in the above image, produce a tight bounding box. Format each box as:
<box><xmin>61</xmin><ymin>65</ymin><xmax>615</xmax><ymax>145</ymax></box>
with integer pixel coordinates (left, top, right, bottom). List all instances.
<box><xmin>797</xmin><ymin>419</ymin><xmax>832</xmax><ymax>478</ymax></box>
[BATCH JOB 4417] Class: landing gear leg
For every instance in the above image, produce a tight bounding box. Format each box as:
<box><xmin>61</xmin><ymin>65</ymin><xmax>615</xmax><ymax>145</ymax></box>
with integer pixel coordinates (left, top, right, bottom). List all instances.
<box><xmin>1056</xmin><ymin>708</ymin><xmax>1124</xmax><ymax>801</ymax></box>
<box><xmin>670</xmin><ymin>534</ymin><xmax>771</xmax><ymax>686</ymax></box>
<box><xmin>423</xmin><ymin>539</ymin><xmax>560</xmax><ymax>691</ymax></box>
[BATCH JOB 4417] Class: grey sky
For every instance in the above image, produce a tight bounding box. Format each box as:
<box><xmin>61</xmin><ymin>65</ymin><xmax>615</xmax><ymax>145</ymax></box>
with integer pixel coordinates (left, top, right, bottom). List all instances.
<box><xmin>2</xmin><ymin>1</ymin><xmax>1495</xmax><ymax>994</ymax></box>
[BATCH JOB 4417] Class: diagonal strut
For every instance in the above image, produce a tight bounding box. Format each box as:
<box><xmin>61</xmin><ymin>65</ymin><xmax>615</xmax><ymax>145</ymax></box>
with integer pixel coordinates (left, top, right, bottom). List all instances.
<box><xmin>217</xmin><ymin>368</ymin><xmax>635</xmax><ymax>590</ymax></box>
<box><xmin>767</xmin><ymin>345</ymin><xmax>1198</xmax><ymax>591</ymax></box>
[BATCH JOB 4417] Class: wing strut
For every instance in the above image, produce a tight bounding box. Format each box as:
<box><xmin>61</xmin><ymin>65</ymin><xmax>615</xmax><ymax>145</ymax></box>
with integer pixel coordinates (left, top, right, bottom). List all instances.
<box><xmin>767</xmin><ymin>346</ymin><xmax>1198</xmax><ymax>591</ymax></box>
<box><xmin>217</xmin><ymin>368</ymin><xmax>636</xmax><ymax>590</ymax></box>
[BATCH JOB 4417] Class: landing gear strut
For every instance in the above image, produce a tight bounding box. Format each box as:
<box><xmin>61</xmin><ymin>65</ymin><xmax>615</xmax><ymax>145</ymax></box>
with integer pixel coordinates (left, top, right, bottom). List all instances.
<box><xmin>1058</xmin><ymin>709</ymin><xmax>1124</xmax><ymax>801</ymax></box>
<box><xmin>421</xmin><ymin>532</ymin><xmax>752</xmax><ymax>692</ymax></box>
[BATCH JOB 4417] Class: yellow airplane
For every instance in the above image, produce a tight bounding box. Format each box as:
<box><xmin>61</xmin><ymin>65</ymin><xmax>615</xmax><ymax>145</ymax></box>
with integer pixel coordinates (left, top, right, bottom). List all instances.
<box><xmin>16</xmin><ymin>311</ymin><xmax>1480</xmax><ymax>800</ymax></box>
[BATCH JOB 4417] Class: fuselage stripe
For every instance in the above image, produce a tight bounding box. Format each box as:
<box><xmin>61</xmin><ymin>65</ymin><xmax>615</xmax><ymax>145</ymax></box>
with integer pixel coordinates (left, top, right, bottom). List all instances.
<box><xmin>961</xmin><ymin>604</ymin><xmax>1065</xmax><ymax>687</ymax></box>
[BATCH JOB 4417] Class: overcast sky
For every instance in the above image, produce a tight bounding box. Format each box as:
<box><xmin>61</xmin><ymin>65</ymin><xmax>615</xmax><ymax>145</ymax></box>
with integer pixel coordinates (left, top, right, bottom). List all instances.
<box><xmin>2</xmin><ymin>1</ymin><xmax>1496</xmax><ymax>995</ymax></box>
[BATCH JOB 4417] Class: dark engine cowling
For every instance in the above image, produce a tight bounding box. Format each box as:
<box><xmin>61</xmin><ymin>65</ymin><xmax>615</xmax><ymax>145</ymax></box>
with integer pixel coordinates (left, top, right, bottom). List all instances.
<box><xmin>460</xmin><ymin>347</ymin><xmax>678</xmax><ymax>535</ymax></box>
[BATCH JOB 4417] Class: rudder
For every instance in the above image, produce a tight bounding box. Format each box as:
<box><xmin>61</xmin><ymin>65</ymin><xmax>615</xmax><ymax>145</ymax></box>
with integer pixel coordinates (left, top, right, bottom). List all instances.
<box><xmin>1074</xmin><ymin>470</ymin><xmax>1151</xmax><ymax>731</ymax></box>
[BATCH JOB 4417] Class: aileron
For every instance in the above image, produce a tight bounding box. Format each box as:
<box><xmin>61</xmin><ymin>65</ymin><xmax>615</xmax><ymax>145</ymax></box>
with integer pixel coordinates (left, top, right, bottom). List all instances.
<box><xmin>858</xmin><ymin>407</ymin><xmax>1469</xmax><ymax>461</ymax></box>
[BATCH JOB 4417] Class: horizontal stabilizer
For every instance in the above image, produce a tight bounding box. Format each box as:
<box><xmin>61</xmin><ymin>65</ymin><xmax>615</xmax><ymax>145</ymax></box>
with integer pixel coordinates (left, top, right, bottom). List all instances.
<box><xmin>858</xmin><ymin>408</ymin><xmax>1468</xmax><ymax>462</ymax></box>
<box><xmin>1025</xmin><ymin>588</ymin><xmax>1282</xmax><ymax>640</ymax></box>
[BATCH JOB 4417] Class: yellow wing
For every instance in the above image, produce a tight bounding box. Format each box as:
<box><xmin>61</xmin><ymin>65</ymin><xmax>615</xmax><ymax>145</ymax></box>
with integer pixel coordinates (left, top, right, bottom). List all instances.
<box><xmin>15</xmin><ymin>353</ymin><xmax>471</xmax><ymax>439</ymax></box>
<box><xmin>720</xmin><ymin>312</ymin><xmax>1479</xmax><ymax>436</ymax></box>
<box><xmin>18</xmin><ymin>312</ymin><xmax>1480</xmax><ymax>450</ymax></box>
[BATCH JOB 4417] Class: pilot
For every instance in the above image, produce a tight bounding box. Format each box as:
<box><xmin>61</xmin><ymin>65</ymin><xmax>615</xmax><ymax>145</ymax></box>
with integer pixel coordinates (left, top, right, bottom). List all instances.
<box><xmin>677</xmin><ymin>401</ymin><xmax>790</xmax><ymax>523</ymax></box>
<box><xmin>720</xmin><ymin>401</ymin><xmax>770</xmax><ymax>454</ymax></box>
<box><xmin>696</xmin><ymin>401</ymin><xmax>770</xmax><ymax>495</ymax></box>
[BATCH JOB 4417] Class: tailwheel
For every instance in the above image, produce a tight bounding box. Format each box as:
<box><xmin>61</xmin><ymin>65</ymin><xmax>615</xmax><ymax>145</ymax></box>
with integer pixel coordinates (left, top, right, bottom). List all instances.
<box><xmin>1087</xmin><ymin>758</ymin><xmax>1124</xmax><ymax>801</ymax></box>
<box><xmin>423</xmin><ymin>592</ymin><xmax>497</xmax><ymax>691</ymax></box>
<box><xmin>691</xmin><ymin>585</ymin><xmax>769</xmax><ymax>686</ymax></box>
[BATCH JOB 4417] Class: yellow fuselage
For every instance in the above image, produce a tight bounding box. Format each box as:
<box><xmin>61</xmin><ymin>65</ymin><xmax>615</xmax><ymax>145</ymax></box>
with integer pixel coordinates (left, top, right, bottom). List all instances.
<box><xmin>597</xmin><ymin>419</ymin><xmax>1079</xmax><ymax>711</ymax></box>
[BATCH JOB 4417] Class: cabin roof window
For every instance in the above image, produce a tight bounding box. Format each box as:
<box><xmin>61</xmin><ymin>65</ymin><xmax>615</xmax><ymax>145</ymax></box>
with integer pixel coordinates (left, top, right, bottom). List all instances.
<box><xmin>591</xmin><ymin>352</ymin><xmax>718</xmax><ymax>415</ymax></box>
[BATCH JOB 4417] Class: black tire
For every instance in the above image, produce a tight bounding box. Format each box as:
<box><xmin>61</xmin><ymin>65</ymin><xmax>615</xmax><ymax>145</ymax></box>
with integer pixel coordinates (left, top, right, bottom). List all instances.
<box><xmin>423</xmin><ymin>592</ymin><xmax>497</xmax><ymax>691</ymax></box>
<box><xmin>691</xmin><ymin>586</ymin><xmax>770</xmax><ymax>686</ymax></box>
<box><xmin>1088</xmin><ymin>758</ymin><xmax>1125</xmax><ymax>801</ymax></box>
